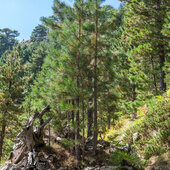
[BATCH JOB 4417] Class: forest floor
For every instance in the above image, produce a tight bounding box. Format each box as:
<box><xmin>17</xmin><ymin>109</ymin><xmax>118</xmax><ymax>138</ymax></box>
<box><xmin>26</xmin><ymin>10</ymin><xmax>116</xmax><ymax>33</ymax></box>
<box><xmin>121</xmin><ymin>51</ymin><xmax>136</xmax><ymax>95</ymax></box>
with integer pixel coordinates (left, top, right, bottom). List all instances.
<box><xmin>43</xmin><ymin>129</ymin><xmax>112</xmax><ymax>169</ymax></box>
<box><xmin>41</xmin><ymin>113</ymin><xmax>170</xmax><ymax>170</ymax></box>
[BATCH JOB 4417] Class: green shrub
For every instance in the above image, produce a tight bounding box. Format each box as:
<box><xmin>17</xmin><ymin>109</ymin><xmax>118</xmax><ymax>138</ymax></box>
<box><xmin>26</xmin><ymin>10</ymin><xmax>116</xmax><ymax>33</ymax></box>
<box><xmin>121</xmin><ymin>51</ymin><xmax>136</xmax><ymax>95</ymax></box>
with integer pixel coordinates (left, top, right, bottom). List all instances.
<box><xmin>122</xmin><ymin>91</ymin><xmax>170</xmax><ymax>160</ymax></box>
<box><xmin>108</xmin><ymin>150</ymin><xmax>142</xmax><ymax>168</ymax></box>
<box><xmin>61</xmin><ymin>138</ymin><xmax>74</xmax><ymax>150</ymax></box>
<box><xmin>144</xmin><ymin>144</ymin><xmax>166</xmax><ymax>160</ymax></box>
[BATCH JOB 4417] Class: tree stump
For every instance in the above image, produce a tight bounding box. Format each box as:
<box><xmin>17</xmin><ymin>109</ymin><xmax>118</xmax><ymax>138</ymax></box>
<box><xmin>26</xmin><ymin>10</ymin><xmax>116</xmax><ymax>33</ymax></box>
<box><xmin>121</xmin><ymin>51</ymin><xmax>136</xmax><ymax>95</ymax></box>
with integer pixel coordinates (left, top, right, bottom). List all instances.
<box><xmin>1</xmin><ymin>105</ymin><xmax>54</xmax><ymax>170</ymax></box>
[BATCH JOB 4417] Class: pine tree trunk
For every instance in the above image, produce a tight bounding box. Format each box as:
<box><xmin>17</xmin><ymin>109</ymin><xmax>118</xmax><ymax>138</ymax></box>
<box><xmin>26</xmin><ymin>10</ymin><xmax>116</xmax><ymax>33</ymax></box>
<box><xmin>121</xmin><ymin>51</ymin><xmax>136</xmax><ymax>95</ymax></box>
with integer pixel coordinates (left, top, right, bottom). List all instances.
<box><xmin>87</xmin><ymin>76</ymin><xmax>93</xmax><ymax>138</ymax></box>
<box><xmin>132</xmin><ymin>83</ymin><xmax>136</xmax><ymax>120</ymax></box>
<box><xmin>107</xmin><ymin>91</ymin><xmax>111</xmax><ymax>130</ymax></box>
<box><xmin>150</xmin><ymin>55</ymin><xmax>158</xmax><ymax>94</ymax></box>
<box><xmin>75</xmin><ymin>17</ymin><xmax>82</xmax><ymax>162</ymax></box>
<box><xmin>87</xmin><ymin>106</ymin><xmax>93</xmax><ymax>137</ymax></box>
<box><xmin>72</xmin><ymin>100</ymin><xmax>75</xmax><ymax>140</ymax></box>
<box><xmin>93</xmin><ymin>0</ymin><xmax>98</xmax><ymax>155</ymax></box>
<box><xmin>108</xmin><ymin>111</ymin><xmax>111</xmax><ymax>130</ymax></box>
<box><xmin>0</xmin><ymin>119</ymin><xmax>6</xmax><ymax>161</ymax></box>
<box><xmin>82</xmin><ymin>101</ymin><xmax>85</xmax><ymax>161</ymax></box>
<box><xmin>158</xmin><ymin>45</ymin><xmax>166</xmax><ymax>92</ymax></box>
<box><xmin>48</xmin><ymin>123</ymin><xmax>50</xmax><ymax>146</ymax></box>
<box><xmin>0</xmin><ymin>102</ymin><xmax>9</xmax><ymax>160</ymax></box>
<box><xmin>156</xmin><ymin>0</ymin><xmax>166</xmax><ymax>92</ymax></box>
<box><xmin>75</xmin><ymin>97</ymin><xmax>80</xmax><ymax>161</ymax></box>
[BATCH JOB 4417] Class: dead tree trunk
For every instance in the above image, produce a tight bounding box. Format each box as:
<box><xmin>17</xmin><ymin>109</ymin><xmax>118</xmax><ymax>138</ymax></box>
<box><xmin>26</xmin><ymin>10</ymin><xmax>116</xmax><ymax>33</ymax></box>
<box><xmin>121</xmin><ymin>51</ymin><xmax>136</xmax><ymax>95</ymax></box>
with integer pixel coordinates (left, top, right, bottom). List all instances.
<box><xmin>1</xmin><ymin>105</ymin><xmax>53</xmax><ymax>170</ymax></box>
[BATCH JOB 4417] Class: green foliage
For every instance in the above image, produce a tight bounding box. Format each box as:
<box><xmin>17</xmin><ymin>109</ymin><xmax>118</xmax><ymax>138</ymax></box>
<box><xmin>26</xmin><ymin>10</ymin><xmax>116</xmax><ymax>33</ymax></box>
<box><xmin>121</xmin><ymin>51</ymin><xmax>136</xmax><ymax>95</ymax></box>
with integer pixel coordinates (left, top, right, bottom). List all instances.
<box><xmin>0</xmin><ymin>46</ymin><xmax>29</xmax><ymax>112</ymax></box>
<box><xmin>61</xmin><ymin>138</ymin><xmax>74</xmax><ymax>150</ymax></box>
<box><xmin>123</xmin><ymin>91</ymin><xmax>170</xmax><ymax>160</ymax></box>
<box><xmin>26</xmin><ymin>0</ymin><xmax>119</xmax><ymax>139</ymax></box>
<box><xmin>30</xmin><ymin>24</ymin><xmax>48</xmax><ymax>43</ymax></box>
<box><xmin>0</xmin><ymin>45</ymin><xmax>29</xmax><ymax>159</ymax></box>
<box><xmin>108</xmin><ymin>150</ymin><xmax>142</xmax><ymax>168</ymax></box>
<box><xmin>0</xmin><ymin>28</ymin><xmax>19</xmax><ymax>57</ymax></box>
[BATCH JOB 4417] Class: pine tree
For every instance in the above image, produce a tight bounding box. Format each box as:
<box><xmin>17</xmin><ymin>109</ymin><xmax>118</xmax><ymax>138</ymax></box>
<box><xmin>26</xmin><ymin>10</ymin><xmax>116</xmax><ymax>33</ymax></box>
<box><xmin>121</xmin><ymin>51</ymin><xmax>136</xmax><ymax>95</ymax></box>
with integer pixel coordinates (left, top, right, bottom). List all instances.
<box><xmin>122</xmin><ymin>0</ymin><xmax>169</xmax><ymax>93</ymax></box>
<box><xmin>0</xmin><ymin>46</ymin><xmax>29</xmax><ymax>160</ymax></box>
<box><xmin>0</xmin><ymin>28</ymin><xmax>19</xmax><ymax>57</ymax></box>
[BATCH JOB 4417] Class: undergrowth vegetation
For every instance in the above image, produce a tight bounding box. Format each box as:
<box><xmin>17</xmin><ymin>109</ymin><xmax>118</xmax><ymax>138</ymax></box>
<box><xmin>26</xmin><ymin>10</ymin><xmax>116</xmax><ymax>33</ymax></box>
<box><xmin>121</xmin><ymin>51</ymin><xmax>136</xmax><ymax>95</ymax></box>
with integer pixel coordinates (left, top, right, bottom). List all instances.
<box><xmin>106</xmin><ymin>90</ymin><xmax>170</xmax><ymax>166</ymax></box>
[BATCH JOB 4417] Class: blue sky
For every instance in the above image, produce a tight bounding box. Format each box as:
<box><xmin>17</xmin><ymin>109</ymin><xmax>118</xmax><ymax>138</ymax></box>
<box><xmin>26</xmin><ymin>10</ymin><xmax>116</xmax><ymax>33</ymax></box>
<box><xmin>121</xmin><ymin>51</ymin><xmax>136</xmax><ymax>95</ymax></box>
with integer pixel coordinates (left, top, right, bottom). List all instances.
<box><xmin>0</xmin><ymin>0</ymin><xmax>120</xmax><ymax>41</ymax></box>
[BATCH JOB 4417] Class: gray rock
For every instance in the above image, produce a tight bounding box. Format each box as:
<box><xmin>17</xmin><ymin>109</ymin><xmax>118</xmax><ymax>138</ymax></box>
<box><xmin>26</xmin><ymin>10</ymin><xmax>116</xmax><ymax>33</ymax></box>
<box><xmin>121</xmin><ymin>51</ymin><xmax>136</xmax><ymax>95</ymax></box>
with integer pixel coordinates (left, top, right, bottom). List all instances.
<box><xmin>130</xmin><ymin>148</ymin><xmax>137</xmax><ymax>157</ymax></box>
<box><xmin>97</xmin><ymin>144</ymin><xmax>104</xmax><ymax>150</ymax></box>
<box><xmin>132</xmin><ymin>132</ymin><xmax>139</xmax><ymax>142</ymax></box>
<box><xmin>153</xmin><ymin>130</ymin><xmax>158</xmax><ymax>137</ymax></box>
<box><xmin>47</xmin><ymin>154</ymin><xmax>55</xmax><ymax>162</ymax></box>
<box><xmin>85</xmin><ymin>136</ymin><xmax>94</xmax><ymax>151</ymax></box>
<box><xmin>117</xmin><ymin>143</ymin><xmax>130</xmax><ymax>152</ymax></box>
<box><xmin>86</xmin><ymin>146</ymin><xmax>93</xmax><ymax>151</ymax></box>
<box><xmin>86</xmin><ymin>136</ymin><xmax>93</xmax><ymax>141</ymax></box>
<box><xmin>100</xmin><ymin>166</ymin><xmax>120</xmax><ymax>170</ymax></box>
<box><xmin>109</xmin><ymin>147</ymin><xmax>116</xmax><ymax>153</ymax></box>
<box><xmin>83</xmin><ymin>167</ymin><xmax>96</xmax><ymax>170</ymax></box>
<box><xmin>121</xmin><ymin>166</ymin><xmax>133</xmax><ymax>170</ymax></box>
<box><xmin>98</xmin><ymin>140</ymin><xmax>110</xmax><ymax>148</ymax></box>
<box><xmin>57</xmin><ymin>167</ymin><xmax>67</xmax><ymax>170</ymax></box>
<box><xmin>89</xmin><ymin>158</ymin><xmax>96</xmax><ymax>166</ymax></box>
<box><xmin>56</xmin><ymin>137</ymin><xmax>62</xmax><ymax>142</ymax></box>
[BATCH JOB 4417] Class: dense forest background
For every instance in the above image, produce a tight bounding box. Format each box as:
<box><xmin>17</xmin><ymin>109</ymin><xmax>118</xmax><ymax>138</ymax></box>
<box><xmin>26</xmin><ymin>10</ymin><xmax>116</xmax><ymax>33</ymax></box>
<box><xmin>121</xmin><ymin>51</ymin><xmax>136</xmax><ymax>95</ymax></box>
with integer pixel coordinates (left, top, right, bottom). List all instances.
<box><xmin>0</xmin><ymin>0</ymin><xmax>169</xmax><ymax>169</ymax></box>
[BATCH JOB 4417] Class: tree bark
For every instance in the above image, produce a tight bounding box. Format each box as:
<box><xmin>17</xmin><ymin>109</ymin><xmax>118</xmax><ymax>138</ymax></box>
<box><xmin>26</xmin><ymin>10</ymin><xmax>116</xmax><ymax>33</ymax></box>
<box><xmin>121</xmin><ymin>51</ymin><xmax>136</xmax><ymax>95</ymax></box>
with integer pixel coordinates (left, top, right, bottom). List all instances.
<box><xmin>93</xmin><ymin>0</ymin><xmax>98</xmax><ymax>155</ymax></box>
<box><xmin>75</xmin><ymin>97</ymin><xmax>80</xmax><ymax>161</ymax></box>
<box><xmin>72</xmin><ymin>100</ymin><xmax>75</xmax><ymax>140</ymax></box>
<box><xmin>82</xmin><ymin>101</ymin><xmax>85</xmax><ymax>161</ymax></box>
<box><xmin>75</xmin><ymin>17</ymin><xmax>82</xmax><ymax>162</ymax></box>
<box><xmin>132</xmin><ymin>83</ymin><xmax>136</xmax><ymax>120</ymax></box>
<box><xmin>48</xmin><ymin>123</ymin><xmax>51</xmax><ymax>146</ymax></box>
<box><xmin>107</xmin><ymin>111</ymin><xmax>111</xmax><ymax>130</ymax></box>
<box><xmin>156</xmin><ymin>0</ymin><xmax>166</xmax><ymax>92</ymax></box>
<box><xmin>87</xmin><ymin>76</ymin><xmax>93</xmax><ymax>138</ymax></box>
<box><xmin>158</xmin><ymin>44</ymin><xmax>166</xmax><ymax>92</ymax></box>
<box><xmin>0</xmin><ymin>117</ymin><xmax>6</xmax><ymax>161</ymax></box>
<box><xmin>87</xmin><ymin>105</ymin><xmax>93</xmax><ymax>137</ymax></box>
<box><xmin>150</xmin><ymin>55</ymin><xmax>158</xmax><ymax>94</ymax></box>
